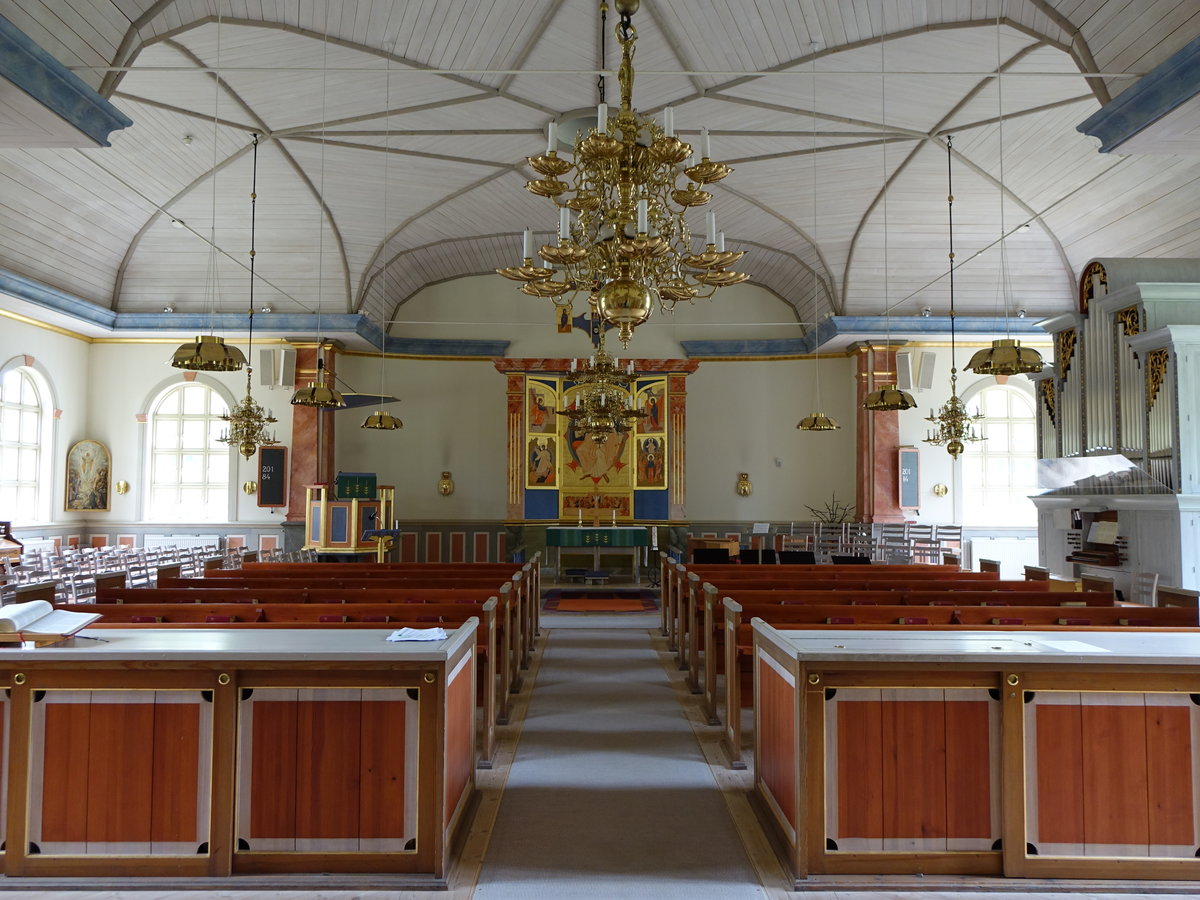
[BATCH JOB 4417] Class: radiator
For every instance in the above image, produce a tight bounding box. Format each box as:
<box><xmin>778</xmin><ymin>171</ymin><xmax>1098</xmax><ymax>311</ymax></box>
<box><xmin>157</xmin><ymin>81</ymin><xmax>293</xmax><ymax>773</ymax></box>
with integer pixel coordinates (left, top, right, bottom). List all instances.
<box><xmin>143</xmin><ymin>534</ymin><xmax>223</xmax><ymax>551</ymax></box>
<box><xmin>968</xmin><ymin>537</ymin><xmax>1039</xmax><ymax>580</ymax></box>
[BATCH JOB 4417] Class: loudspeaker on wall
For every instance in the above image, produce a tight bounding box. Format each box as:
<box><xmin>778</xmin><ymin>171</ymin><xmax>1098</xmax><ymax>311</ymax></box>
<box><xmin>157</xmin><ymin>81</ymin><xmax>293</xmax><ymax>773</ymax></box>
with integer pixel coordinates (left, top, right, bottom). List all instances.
<box><xmin>258</xmin><ymin>348</ymin><xmax>296</xmax><ymax>387</ymax></box>
<box><xmin>896</xmin><ymin>351</ymin><xmax>913</xmax><ymax>390</ymax></box>
<box><xmin>917</xmin><ymin>351</ymin><xmax>937</xmax><ymax>391</ymax></box>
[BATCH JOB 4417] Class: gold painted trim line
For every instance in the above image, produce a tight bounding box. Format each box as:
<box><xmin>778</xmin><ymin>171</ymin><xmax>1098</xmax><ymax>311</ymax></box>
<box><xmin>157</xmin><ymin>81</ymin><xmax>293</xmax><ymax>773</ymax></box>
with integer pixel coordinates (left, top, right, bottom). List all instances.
<box><xmin>0</xmin><ymin>308</ymin><xmax>90</xmax><ymax>342</ymax></box>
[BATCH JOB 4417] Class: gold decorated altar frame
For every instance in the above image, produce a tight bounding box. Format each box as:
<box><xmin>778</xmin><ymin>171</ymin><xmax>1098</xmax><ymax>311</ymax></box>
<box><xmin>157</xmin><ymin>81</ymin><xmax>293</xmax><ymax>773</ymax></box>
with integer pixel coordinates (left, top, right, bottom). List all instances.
<box><xmin>495</xmin><ymin>358</ymin><xmax>697</xmax><ymax>523</ymax></box>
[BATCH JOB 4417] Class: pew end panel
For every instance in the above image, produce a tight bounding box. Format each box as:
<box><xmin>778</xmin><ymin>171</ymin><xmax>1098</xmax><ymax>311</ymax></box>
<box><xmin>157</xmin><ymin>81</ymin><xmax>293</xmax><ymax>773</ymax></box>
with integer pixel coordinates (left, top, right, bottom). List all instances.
<box><xmin>0</xmin><ymin>624</ymin><xmax>479</xmax><ymax>883</ymax></box>
<box><xmin>747</xmin><ymin>622</ymin><xmax>1200</xmax><ymax>885</ymax></box>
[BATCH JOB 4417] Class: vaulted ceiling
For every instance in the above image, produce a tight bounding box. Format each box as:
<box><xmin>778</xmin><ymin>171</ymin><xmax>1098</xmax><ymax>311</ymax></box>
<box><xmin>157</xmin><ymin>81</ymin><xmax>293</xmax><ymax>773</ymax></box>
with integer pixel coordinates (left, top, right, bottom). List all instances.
<box><xmin>3</xmin><ymin>0</ymin><xmax>1199</xmax><ymax>334</ymax></box>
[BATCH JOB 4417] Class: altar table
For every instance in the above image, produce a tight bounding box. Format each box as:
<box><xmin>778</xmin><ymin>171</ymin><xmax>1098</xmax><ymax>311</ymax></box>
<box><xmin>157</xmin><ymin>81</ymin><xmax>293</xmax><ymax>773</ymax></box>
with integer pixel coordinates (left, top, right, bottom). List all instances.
<box><xmin>546</xmin><ymin>526</ymin><xmax>649</xmax><ymax>583</ymax></box>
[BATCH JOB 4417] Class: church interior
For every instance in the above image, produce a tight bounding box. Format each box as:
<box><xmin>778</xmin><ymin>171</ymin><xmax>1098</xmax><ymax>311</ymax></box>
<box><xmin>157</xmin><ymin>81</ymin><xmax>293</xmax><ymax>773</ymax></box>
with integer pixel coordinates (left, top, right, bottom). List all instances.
<box><xmin>2</xmin><ymin>0</ymin><xmax>1200</xmax><ymax>896</ymax></box>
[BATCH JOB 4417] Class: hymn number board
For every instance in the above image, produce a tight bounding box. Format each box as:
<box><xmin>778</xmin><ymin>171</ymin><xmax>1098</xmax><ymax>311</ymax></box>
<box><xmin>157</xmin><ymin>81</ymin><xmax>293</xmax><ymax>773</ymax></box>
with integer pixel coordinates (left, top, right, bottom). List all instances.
<box><xmin>257</xmin><ymin>446</ymin><xmax>288</xmax><ymax>508</ymax></box>
<box><xmin>898</xmin><ymin>446</ymin><xmax>919</xmax><ymax>510</ymax></box>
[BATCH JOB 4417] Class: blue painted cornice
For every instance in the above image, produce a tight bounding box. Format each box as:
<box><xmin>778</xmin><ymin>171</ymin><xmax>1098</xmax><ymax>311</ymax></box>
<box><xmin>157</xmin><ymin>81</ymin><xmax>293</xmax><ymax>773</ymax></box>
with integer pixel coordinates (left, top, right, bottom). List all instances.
<box><xmin>1077</xmin><ymin>35</ymin><xmax>1200</xmax><ymax>153</ymax></box>
<box><xmin>682</xmin><ymin>316</ymin><xmax>1046</xmax><ymax>357</ymax></box>
<box><xmin>0</xmin><ymin>15</ymin><xmax>132</xmax><ymax>147</ymax></box>
<box><xmin>0</xmin><ymin>267</ymin><xmax>511</xmax><ymax>357</ymax></box>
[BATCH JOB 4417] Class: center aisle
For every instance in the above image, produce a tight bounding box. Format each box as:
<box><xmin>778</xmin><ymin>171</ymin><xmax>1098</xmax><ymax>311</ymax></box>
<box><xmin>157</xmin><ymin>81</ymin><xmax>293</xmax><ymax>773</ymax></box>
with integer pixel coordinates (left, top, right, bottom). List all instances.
<box><xmin>472</xmin><ymin>623</ymin><xmax>767</xmax><ymax>899</ymax></box>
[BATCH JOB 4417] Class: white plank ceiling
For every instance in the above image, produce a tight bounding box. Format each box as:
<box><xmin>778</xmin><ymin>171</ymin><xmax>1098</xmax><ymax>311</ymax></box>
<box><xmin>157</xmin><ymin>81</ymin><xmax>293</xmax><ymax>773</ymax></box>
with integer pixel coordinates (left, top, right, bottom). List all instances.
<box><xmin>0</xmin><ymin>0</ymin><xmax>1198</xmax><ymax>332</ymax></box>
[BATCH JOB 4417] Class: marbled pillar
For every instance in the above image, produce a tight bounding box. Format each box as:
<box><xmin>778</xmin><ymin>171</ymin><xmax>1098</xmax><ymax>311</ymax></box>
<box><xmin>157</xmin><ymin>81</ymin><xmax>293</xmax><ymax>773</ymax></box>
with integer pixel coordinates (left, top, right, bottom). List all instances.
<box><xmin>285</xmin><ymin>345</ymin><xmax>337</xmax><ymax>523</ymax></box>
<box><xmin>853</xmin><ymin>343</ymin><xmax>905</xmax><ymax>523</ymax></box>
<box><xmin>505</xmin><ymin>373</ymin><xmax>525</xmax><ymax>521</ymax></box>
<box><xmin>668</xmin><ymin>372</ymin><xmax>688</xmax><ymax>520</ymax></box>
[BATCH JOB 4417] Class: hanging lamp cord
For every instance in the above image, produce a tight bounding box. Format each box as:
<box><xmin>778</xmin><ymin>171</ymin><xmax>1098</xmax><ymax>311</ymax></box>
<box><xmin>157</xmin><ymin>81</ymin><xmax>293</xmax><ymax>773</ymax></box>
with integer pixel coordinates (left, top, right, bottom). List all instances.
<box><xmin>247</xmin><ymin>132</ymin><xmax>259</xmax><ymax>386</ymax></box>
<box><xmin>597</xmin><ymin>2</ymin><xmax>608</xmax><ymax>103</ymax></box>
<box><xmin>946</xmin><ymin>134</ymin><xmax>956</xmax><ymax>379</ymax></box>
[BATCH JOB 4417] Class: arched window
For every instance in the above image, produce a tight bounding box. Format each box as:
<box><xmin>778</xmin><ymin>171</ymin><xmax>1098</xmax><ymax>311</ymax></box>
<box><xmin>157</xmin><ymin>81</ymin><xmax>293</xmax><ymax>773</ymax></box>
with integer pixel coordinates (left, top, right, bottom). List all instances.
<box><xmin>0</xmin><ymin>367</ymin><xmax>49</xmax><ymax>523</ymax></box>
<box><xmin>146</xmin><ymin>382</ymin><xmax>230</xmax><ymax>522</ymax></box>
<box><xmin>960</xmin><ymin>384</ymin><xmax>1037</xmax><ymax>526</ymax></box>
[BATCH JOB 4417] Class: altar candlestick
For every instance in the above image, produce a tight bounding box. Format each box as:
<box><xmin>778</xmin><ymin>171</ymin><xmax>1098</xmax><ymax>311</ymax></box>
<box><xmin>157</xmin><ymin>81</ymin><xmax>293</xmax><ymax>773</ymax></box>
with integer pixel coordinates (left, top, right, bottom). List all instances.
<box><xmin>716</xmin><ymin>231</ymin><xmax>726</xmax><ymax>252</ymax></box>
<box><xmin>700</xmin><ymin>126</ymin><xmax>711</xmax><ymax>159</ymax></box>
<box><xmin>522</xmin><ymin>228</ymin><xmax>533</xmax><ymax>259</ymax></box>
<box><xmin>597</xmin><ymin>103</ymin><xmax>608</xmax><ymax>133</ymax></box>
<box><xmin>706</xmin><ymin>211</ymin><xmax>716</xmax><ymax>245</ymax></box>
<box><xmin>559</xmin><ymin>207</ymin><xmax>570</xmax><ymax>240</ymax></box>
<box><xmin>547</xmin><ymin>121</ymin><xmax>557</xmax><ymax>153</ymax></box>
<box><xmin>663</xmin><ymin>107</ymin><xmax>674</xmax><ymax>138</ymax></box>
<box><xmin>637</xmin><ymin>199</ymin><xmax>648</xmax><ymax>234</ymax></box>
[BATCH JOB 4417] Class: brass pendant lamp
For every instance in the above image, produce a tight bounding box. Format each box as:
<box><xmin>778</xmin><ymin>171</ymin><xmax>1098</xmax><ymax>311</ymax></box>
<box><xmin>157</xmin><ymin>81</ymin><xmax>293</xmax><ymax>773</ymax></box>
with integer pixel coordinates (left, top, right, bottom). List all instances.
<box><xmin>217</xmin><ymin>133</ymin><xmax>278</xmax><ymax>460</ymax></box>
<box><xmin>965</xmin><ymin>24</ymin><xmax>1044</xmax><ymax>379</ymax></box>
<box><xmin>862</xmin><ymin>34</ymin><xmax>915</xmax><ymax>414</ymax></box>
<box><xmin>924</xmin><ymin>136</ymin><xmax>984</xmax><ymax>459</ymax></box>
<box><xmin>797</xmin><ymin>48</ymin><xmax>839</xmax><ymax>432</ymax></box>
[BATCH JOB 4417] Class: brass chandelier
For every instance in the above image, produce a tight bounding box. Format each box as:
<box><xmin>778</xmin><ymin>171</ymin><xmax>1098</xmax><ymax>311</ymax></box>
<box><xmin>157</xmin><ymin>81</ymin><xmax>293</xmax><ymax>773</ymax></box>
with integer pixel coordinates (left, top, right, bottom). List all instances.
<box><xmin>497</xmin><ymin>0</ymin><xmax>747</xmax><ymax>347</ymax></box>
<box><xmin>557</xmin><ymin>330</ymin><xmax>646</xmax><ymax>443</ymax></box>
<box><xmin>924</xmin><ymin>136</ymin><xmax>983</xmax><ymax>459</ymax></box>
<box><xmin>217</xmin><ymin>135</ymin><xmax>278</xmax><ymax>460</ymax></box>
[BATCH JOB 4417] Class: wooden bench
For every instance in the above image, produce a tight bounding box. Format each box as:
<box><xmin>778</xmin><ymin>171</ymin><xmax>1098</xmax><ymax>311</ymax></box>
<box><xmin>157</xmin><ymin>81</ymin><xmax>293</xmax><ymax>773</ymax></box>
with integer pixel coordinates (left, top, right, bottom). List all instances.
<box><xmin>717</xmin><ymin>599</ymin><xmax>1200</xmax><ymax>769</ymax></box>
<box><xmin>61</xmin><ymin>598</ymin><xmax>506</xmax><ymax>768</ymax></box>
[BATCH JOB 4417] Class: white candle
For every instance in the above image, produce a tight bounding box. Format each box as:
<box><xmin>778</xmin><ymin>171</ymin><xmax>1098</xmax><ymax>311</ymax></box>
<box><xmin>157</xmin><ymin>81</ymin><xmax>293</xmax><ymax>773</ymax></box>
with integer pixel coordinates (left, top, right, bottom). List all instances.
<box><xmin>651</xmin><ymin>525</ymin><xmax>658</xmax><ymax>549</ymax></box>
<box><xmin>637</xmin><ymin>198</ymin><xmax>648</xmax><ymax>234</ymax></box>
<box><xmin>570</xmin><ymin>358</ymin><xmax>577</xmax><ymax>372</ymax></box>
<box><xmin>613</xmin><ymin>356</ymin><xmax>619</xmax><ymax>368</ymax></box>
<box><xmin>522</xmin><ymin>228</ymin><xmax>533</xmax><ymax>259</ymax></box>
<box><xmin>597</xmin><ymin>103</ymin><xmax>608</xmax><ymax>133</ymax></box>
<box><xmin>706</xmin><ymin>211</ymin><xmax>716</xmax><ymax>245</ymax></box>
<box><xmin>663</xmin><ymin>107</ymin><xmax>674</xmax><ymax>138</ymax></box>
<box><xmin>700</xmin><ymin>126</ymin><xmax>711</xmax><ymax>159</ymax></box>
<box><xmin>612</xmin><ymin>509</ymin><xmax>617</xmax><ymax>524</ymax></box>
<box><xmin>547</xmin><ymin>121</ymin><xmax>557</xmax><ymax>153</ymax></box>
<box><xmin>578</xmin><ymin>508</ymin><xmax>582</xmax><ymax>525</ymax></box>
<box><xmin>600</xmin><ymin>393</ymin><xmax>606</xmax><ymax>407</ymax></box>
<box><xmin>559</xmin><ymin>206</ymin><xmax>570</xmax><ymax>240</ymax></box>
<box><xmin>590</xmin><ymin>355</ymin><xmax>595</xmax><ymax>366</ymax></box>
<box><xmin>626</xmin><ymin>361</ymin><xmax>633</xmax><ymax>374</ymax></box>
<box><xmin>716</xmin><ymin>231</ymin><xmax>726</xmax><ymax>252</ymax></box>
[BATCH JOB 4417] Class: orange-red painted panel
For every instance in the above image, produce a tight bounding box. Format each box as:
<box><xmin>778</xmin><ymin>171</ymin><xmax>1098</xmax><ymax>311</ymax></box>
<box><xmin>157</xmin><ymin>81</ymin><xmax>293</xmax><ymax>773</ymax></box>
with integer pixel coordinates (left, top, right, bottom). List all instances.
<box><xmin>425</xmin><ymin>533</ymin><xmax>442</xmax><ymax>564</ymax></box>
<box><xmin>474</xmin><ymin>532</ymin><xmax>490</xmax><ymax>563</ymax></box>
<box><xmin>150</xmin><ymin>702</ymin><xmax>201</xmax><ymax>843</ymax></box>
<box><xmin>1035</xmin><ymin>704</ymin><xmax>1085</xmax><ymax>844</ymax></box>
<box><xmin>1082</xmin><ymin>704</ymin><xmax>1149</xmax><ymax>846</ymax></box>
<box><xmin>400</xmin><ymin>532</ymin><xmax>418</xmax><ymax>563</ymax></box>
<box><xmin>86</xmin><ymin>703</ymin><xmax>154</xmax><ymax>843</ymax></box>
<box><xmin>883</xmin><ymin>700</ymin><xmax>947</xmax><ymax>840</ymax></box>
<box><xmin>248</xmin><ymin>701</ymin><xmax>298</xmax><ymax>839</ymax></box>
<box><xmin>450</xmin><ymin>532</ymin><xmax>465</xmax><ymax>563</ymax></box>
<box><xmin>359</xmin><ymin>701</ymin><xmax>407</xmax><ymax>839</ymax></box>
<box><xmin>1146</xmin><ymin>705</ymin><xmax>1195</xmax><ymax>846</ymax></box>
<box><xmin>40</xmin><ymin>703</ymin><xmax>92</xmax><ymax>843</ymax></box>
<box><xmin>836</xmin><ymin>699</ymin><xmax>883</xmax><ymax>839</ymax></box>
<box><xmin>757</xmin><ymin>659</ymin><xmax>797</xmax><ymax>829</ymax></box>
<box><xmin>295</xmin><ymin>700</ymin><xmax>360</xmax><ymax>840</ymax></box>
<box><xmin>944</xmin><ymin>700</ymin><xmax>993</xmax><ymax>839</ymax></box>
<box><xmin>444</xmin><ymin>667</ymin><xmax>473</xmax><ymax>828</ymax></box>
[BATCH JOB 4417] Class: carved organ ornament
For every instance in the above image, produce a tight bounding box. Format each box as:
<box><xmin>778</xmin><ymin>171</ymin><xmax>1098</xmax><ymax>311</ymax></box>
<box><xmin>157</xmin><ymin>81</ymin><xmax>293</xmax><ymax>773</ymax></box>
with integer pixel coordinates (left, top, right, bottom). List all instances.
<box><xmin>1146</xmin><ymin>348</ymin><xmax>1169</xmax><ymax>413</ymax></box>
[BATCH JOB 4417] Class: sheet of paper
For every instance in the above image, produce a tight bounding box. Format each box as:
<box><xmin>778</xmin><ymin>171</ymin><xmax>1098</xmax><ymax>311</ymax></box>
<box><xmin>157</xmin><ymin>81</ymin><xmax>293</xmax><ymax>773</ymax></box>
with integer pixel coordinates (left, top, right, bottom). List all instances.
<box><xmin>386</xmin><ymin>626</ymin><xmax>447</xmax><ymax>642</ymax></box>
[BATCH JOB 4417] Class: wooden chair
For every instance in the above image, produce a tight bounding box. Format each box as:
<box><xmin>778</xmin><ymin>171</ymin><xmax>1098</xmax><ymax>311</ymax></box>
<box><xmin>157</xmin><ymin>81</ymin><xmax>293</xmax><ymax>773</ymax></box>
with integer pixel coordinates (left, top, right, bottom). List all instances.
<box><xmin>1157</xmin><ymin>585</ymin><xmax>1199</xmax><ymax>609</ymax></box>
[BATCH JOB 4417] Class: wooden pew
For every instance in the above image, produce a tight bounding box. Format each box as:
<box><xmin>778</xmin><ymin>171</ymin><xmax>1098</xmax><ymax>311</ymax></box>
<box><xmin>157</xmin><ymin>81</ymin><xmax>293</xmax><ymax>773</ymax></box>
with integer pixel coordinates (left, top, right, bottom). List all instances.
<box><xmin>97</xmin><ymin>586</ymin><xmax>498</xmax><ymax>604</ymax></box>
<box><xmin>687</xmin><ymin>584</ymin><xmax>1113</xmax><ymax>698</ymax></box>
<box><xmin>718</xmin><ymin>599</ymin><xmax>1200</xmax><ymax>769</ymax></box>
<box><xmin>61</xmin><ymin>599</ymin><xmax>505</xmax><ymax>768</ymax></box>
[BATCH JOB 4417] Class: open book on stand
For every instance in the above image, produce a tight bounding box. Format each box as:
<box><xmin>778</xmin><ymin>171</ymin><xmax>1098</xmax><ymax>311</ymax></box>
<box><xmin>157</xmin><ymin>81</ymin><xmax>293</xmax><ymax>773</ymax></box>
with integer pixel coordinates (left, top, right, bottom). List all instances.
<box><xmin>0</xmin><ymin>600</ymin><xmax>101</xmax><ymax>644</ymax></box>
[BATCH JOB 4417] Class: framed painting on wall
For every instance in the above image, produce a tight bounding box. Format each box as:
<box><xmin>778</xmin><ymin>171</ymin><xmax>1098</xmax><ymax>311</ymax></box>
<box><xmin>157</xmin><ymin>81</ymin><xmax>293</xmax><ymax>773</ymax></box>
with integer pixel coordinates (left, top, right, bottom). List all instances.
<box><xmin>64</xmin><ymin>439</ymin><xmax>111</xmax><ymax>511</ymax></box>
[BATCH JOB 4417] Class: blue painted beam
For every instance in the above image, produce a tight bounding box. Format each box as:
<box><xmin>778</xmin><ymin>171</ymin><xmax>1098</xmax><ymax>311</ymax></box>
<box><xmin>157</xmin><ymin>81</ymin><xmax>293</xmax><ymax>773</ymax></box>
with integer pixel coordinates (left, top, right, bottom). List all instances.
<box><xmin>0</xmin><ymin>15</ymin><xmax>132</xmax><ymax>147</ymax></box>
<box><xmin>1077</xmin><ymin>36</ymin><xmax>1200</xmax><ymax>153</ymax></box>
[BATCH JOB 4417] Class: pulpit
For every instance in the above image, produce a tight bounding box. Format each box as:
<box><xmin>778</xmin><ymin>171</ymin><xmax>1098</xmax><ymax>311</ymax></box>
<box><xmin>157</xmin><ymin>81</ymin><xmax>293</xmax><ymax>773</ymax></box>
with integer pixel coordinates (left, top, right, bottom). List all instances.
<box><xmin>304</xmin><ymin>482</ymin><xmax>395</xmax><ymax>560</ymax></box>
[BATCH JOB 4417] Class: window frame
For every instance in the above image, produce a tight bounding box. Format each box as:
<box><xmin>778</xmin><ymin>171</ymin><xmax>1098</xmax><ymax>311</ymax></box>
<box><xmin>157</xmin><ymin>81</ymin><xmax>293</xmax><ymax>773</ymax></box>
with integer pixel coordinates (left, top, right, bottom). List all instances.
<box><xmin>0</xmin><ymin>360</ymin><xmax>54</xmax><ymax>525</ymax></box>
<box><xmin>955</xmin><ymin>379</ymin><xmax>1038</xmax><ymax>527</ymax></box>
<box><xmin>143</xmin><ymin>379</ymin><xmax>237</xmax><ymax>523</ymax></box>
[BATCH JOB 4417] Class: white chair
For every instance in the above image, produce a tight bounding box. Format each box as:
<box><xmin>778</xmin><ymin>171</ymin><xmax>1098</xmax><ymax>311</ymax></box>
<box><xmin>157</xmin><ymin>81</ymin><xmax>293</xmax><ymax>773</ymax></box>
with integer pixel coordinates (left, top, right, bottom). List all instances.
<box><xmin>1130</xmin><ymin>571</ymin><xmax>1159</xmax><ymax>606</ymax></box>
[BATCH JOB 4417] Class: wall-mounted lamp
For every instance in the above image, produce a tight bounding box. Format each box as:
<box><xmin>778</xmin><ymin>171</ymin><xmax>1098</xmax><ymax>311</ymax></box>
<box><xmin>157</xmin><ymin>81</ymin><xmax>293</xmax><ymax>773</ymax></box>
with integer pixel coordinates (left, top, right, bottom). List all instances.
<box><xmin>242</xmin><ymin>481</ymin><xmax>258</xmax><ymax>495</ymax></box>
<box><xmin>438</xmin><ymin>472</ymin><xmax>454</xmax><ymax>496</ymax></box>
<box><xmin>736</xmin><ymin>472</ymin><xmax>752</xmax><ymax>497</ymax></box>
<box><xmin>114</xmin><ymin>480</ymin><xmax>130</xmax><ymax>495</ymax></box>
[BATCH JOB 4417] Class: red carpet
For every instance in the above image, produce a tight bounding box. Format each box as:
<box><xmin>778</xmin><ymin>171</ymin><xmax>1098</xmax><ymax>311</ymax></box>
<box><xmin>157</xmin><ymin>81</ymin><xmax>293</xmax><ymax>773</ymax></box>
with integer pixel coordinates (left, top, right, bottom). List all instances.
<box><xmin>543</xmin><ymin>593</ymin><xmax>657</xmax><ymax>613</ymax></box>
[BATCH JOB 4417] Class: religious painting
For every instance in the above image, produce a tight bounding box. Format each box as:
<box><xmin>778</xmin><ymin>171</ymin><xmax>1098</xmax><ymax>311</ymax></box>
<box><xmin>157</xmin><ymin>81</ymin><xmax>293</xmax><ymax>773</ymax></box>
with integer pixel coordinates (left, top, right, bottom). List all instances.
<box><xmin>527</xmin><ymin>436</ymin><xmax>557</xmax><ymax>488</ymax></box>
<box><xmin>636</xmin><ymin>435</ymin><xmax>665</xmax><ymax>487</ymax></box>
<box><xmin>636</xmin><ymin>382</ymin><xmax>665</xmax><ymax>434</ymax></box>
<box><xmin>560</xmin><ymin>490</ymin><xmax>631</xmax><ymax>520</ymax></box>
<box><xmin>527</xmin><ymin>380</ymin><xmax>557</xmax><ymax>434</ymax></box>
<box><xmin>556</xmin><ymin>304</ymin><xmax>573</xmax><ymax>333</ymax></box>
<box><xmin>558</xmin><ymin>386</ymin><xmax>632</xmax><ymax>487</ymax></box>
<box><xmin>64</xmin><ymin>439</ymin><xmax>111</xmax><ymax>511</ymax></box>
